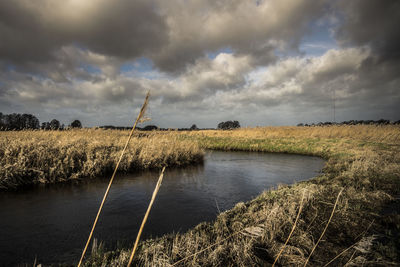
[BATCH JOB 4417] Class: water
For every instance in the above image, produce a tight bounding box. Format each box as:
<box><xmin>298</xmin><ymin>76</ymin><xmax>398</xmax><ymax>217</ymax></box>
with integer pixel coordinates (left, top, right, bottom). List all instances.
<box><xmin>0</xmin><ymin>151</ymin><xmax>324</xmax><ymax>266</ymax></box>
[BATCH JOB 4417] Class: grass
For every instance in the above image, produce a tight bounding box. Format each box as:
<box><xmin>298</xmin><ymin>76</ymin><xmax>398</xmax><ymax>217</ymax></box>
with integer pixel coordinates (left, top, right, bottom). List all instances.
<box><xmin>0</xmin><ymin>129</ymin><xmax>203</xmax><ymax>190</ymax></box>
<box><xmin>82</xmin><ymin>125</ymin><xmax>400</xmax><ymax>266</ymax></box>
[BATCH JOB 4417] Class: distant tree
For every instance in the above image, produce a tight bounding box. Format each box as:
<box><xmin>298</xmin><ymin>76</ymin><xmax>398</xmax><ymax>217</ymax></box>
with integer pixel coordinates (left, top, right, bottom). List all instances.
<box><xmin>5</xmin><ymin>113</ymin><xmax>22</xmax><ymax>130</ymax></box>
<box><xmin>217</xmin><ymin>120</ymin><xmax>240</xmax><ymax>130</ymax></box>
<box><xmin>20</xmin><ymin>114</ymin><xmax>39</xmax><ymax>129</ymax></box>
<box><xmin>41</xmin><ymin>122</ymin><xmax>51</xmax><ymax>130</ymax></box>
<box><xmin>0</xmin><ymin>112</ymin><xmax>4</xmax><ymax>130</ymax></box>
<box><xmin>0</xmin><ymin>113</ymin><xmax>39</xmax><ymax>130</ymax></box>
<box><xmin>142</xmin><ymin>125</ymin><xmax>158</xmax><ymax>131</ymax></box>
<box><xmin>190</xmin><ymin>124</ymin><xmax>198</xmax><ymax>130</ymax></box>
<box><xmin>50</xmin><ymin>119</ymin><xmax>61</xmax><ymax>130</ymax></box>
<box><xmin>29</xmin><ymin>114</ymin><xmax>40</xmax><ymax>129</ymax></box>
<box><xmin>377</xmin><ymin>119</ymin><xmax>390</xmax><ymax>125</ymax></box>
<box><xmin>70</xmin><ymin>120</ymin><xmax>82</xmax><ymax>128</ymax></box>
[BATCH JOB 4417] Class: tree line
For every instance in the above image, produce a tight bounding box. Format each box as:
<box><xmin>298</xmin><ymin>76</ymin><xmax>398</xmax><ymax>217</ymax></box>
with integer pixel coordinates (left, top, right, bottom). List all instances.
<box><xmin>0</xmin><ymin>113</ymin><xmax>244</xmax><ymax>131</ymax></box>
<box><xmin>0</xmin><ymin>112</ymin><xmax>82</xmax><ymax>130</ymax></box>
<box><xmin>297</xmin><ymin>119</ymin><xmax>400</xmax><ymax>127</ymax></box>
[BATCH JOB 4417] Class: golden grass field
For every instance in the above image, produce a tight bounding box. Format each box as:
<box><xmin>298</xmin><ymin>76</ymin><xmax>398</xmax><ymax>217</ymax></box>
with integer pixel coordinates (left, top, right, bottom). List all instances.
<box><xmin>1</xmin><ymin>125</ymin><xmax>399</xmax><ymax>265</ymax></box>
<box><xmin>0</xmin><ymin>129</ymin><xmax>203</xmax><ymax>190</ymax></box>
<box><xmin>83</xmin><ymin>125</ymin><xmax>400</xmax><ymax>266</ymax></box>
<box><xmin>189</xmin><ymin>125</ymin><xmax>400</xmax><ymax>142</ymax></box>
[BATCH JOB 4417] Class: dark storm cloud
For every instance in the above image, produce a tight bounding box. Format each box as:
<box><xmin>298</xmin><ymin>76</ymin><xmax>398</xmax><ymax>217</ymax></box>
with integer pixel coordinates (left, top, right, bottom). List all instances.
<box><xmin>0</xmin><ymin>0</ymin><xmax>324</xmax><ymax>73</ymax></box>
<box><xmin>0</xmin><ymin>0</ymin><xmax>167</xmax><ymax>64</ymax></box>
<box><xmin>330</xmin><ymin>0</ymin><xmax>400</xmax><ymax>120</ymax></box>
<box><xmin>335</xmin><ymin>0</ymin><xmax>400</xmax><ymax>87</ymax></box>
<box><xmin>336</xmin><ymin>0</ymin><xmax>400</xmax><ymax>61</ymax></box>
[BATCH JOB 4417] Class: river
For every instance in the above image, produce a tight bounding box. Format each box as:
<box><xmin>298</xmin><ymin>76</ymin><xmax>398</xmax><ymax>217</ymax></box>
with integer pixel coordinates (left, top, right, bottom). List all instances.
<box><xmin>0</xmin><ymin>151</ymin><xmax>324</xmax><ymax>265</ymax></box>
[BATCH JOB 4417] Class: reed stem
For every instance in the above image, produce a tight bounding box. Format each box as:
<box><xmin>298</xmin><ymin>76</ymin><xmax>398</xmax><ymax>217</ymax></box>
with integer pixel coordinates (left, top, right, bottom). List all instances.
<box><xmin>272</xmin><ymin>190</ymin><xmax>306</xmax><ymax>266</ymax></box>
<box><xmin>77</xmin><ymin>92</ymin><xmax>150</xmax><ymax>267</ymax></box>
<box><xmin>127</xmin><ymin>166</ymin><xmax>166</xmax><ymax>267</ymax></box>
<box><xmin>303</xmin><ymin>188</ymin><xmax>343</xmax><ymax>266</ymax></box>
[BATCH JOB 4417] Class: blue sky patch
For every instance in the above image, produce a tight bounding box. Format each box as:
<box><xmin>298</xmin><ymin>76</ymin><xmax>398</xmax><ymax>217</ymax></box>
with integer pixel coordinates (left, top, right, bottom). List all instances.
<box><xmin>6</xmin><ymin>64</ymin><xmax>16</xmax><ymax>72</ymax></box>
<box><xmin>120</xmin><ymin>57</ymin><xmax>154</xmax><ymax>73</ymax></box>
<box><xmin>81</xmin><ymin>64</ymin><xmax>101</xmax><ymax>74</ymax></box>
<box><xmin>300</xmin><ymin>19</ymin><xmax>338</xmax><ymax>56</ymax></box>
<box><xmin>206</xmin><ymin>47</ymin><xmax>234</xmax><ymax>59</ymax></box>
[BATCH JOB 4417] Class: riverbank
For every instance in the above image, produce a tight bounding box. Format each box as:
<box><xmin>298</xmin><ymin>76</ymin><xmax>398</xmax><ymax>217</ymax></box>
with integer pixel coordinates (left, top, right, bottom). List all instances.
<box><xmin>0</xmin><ymin>130</ymin><xmax>203</xmax><ymax>190</ymax></box>
<box><xmin>85</xmin><ymin>125</ymin><xmax>400</xmax><ymax>266</ymax></box>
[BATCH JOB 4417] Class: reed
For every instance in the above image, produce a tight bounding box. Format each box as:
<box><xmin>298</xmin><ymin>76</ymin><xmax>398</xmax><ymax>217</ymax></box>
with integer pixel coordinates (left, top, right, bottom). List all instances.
<box><xmin>303</xmin><ymin>188</ymin><xmax>343</xmax><ymax>266</ymax></box>
<box><xmin>272</xmin><ymin>190</ymin><xmax>305</xmax><ymax>266</ymax></box>
<box><xmin>128</xmin><ymin>166</ymin><xmax>166</xmax><ymax>266</ymax></box>
<box><xmin>78</xmin><ymin>92</ymin><xmax>150</xmax><ymax>267</ymax></box>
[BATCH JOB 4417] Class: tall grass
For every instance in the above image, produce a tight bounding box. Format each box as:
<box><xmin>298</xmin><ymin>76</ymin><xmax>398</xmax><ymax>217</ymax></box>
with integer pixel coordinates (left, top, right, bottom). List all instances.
<box><xmin>0</xmin><ymin>130</ymin><xmax>203</xmax><ymax>190</ymax></box>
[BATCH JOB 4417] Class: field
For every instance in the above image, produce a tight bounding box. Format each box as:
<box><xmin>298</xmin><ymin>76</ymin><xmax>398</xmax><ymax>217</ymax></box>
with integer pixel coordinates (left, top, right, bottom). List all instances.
<box><xmin>0</xmin><ymin>129</ymin><xmax>203</xmax><ymax>190</ymax></box>
<box><xmin>83</xmin><ymin>125</ymin><xmax>400</xmax><ymax>266</ymax></box>
<box><xmin>1</xmin><ymin>125</ymin><xmax>399</xmax><ymax>266</ymax></box>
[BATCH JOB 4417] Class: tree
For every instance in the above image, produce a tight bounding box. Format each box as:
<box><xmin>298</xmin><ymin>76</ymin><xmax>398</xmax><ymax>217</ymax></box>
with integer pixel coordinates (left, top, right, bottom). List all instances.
<box><xmin>41</xmin><ymin>122</ymin><xmax>51</xmax><ymax>130</ymax></box>
<box><xmin>142</xmin><ymin>125</ymin><xmax>158</xmax><ymax>131</ymax></box>
<box><xmin>0</xmin><ymin>112</ymin><xmax>4</xmax><ymax>130</ymax></box>
<box><xmin>27</xmin><ymin>114</ymin><xmax>40</xmax><ymax>129</ymax></box>
<box><xmin>70</xmin><ymin>120</ymin><xmax>82</xmax><ymax>128</ymax></box>
<box><xmin>190</xmin><ymin>124</ymin><xmax>198</xmax><ymax>130</ymax></box>
<box><xmin>5</xmin><ymin>113</ymin><xmax>22</xmax><ymax>130</ymax></box>
<box><xmin>50</xmin><ymin>119</ymin><xmax>60</xmax><ymax>130</ymax></box>
<box><xmin>0</xmin><ymin>113</ymin><xmax>39</xmax><ymax>130</ymax></box>
<box><xmin>217</xmin><ymin>120</ymin><xmax>240</xmax><ymax>130</ymax></box>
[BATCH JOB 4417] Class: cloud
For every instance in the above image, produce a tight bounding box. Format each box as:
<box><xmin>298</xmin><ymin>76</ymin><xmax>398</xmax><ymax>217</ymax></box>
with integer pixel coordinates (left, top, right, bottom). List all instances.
<box><xmin>197</xmin><ymin>47</ymin><xmax>399</xmax><ymax>123</ymax></box>
<box><xmin>335</xmin><ymin>0</ymin><xmax>400</xmax><ymax>61</ymax></box>
<box><xmin>1</xmin><ymin>45</ymin><xmax>399</xmax><ymax>126</ymax></box>
<box><xmin>153</xmin><ymin>0</ymin><xmax>324</xmax><ymax>72</ymax></box>
<box><xmin>334</xmin><ymin>0</ymin><xmax>400</xmax><ymax>87</ymax></box>
<box><xmin>0</xmin><ymin>1</ymin><xmax>399</xmax><ymax>127</ymax></box>
<box><xmin>0</xmin><ymin>0</ymin><xmax>167</xmax><ymax>64</ymax></box>
<box><xmin>0</xmin><ymin>0</ymin><xmax>324</xmax><ymax>73</ymax></box>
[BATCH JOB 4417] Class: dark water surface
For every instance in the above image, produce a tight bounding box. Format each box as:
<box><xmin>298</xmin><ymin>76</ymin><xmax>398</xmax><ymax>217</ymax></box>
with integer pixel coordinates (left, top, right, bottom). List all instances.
<box><xmin>0</xmin><ymin>151</ymin><xmax>324</xmax><ymax>266</ymax></box>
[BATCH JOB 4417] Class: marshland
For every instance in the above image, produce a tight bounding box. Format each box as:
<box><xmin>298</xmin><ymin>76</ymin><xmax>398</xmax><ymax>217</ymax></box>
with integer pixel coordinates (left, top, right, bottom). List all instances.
<box><xmin>1</xmin><ymin>125</ymin><xmax>399</xmax><ymax>266</ymax></box>
<box><xmin>2</xmin><ymin>1</ymin><xmax>400</xmax><ymax>266</ymax></box>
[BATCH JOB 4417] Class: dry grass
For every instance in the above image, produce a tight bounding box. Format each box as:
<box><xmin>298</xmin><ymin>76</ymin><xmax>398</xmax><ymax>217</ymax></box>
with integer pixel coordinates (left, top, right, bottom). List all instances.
<box><xmin>188</xmin><ymin>125</ymin><xmax>400</xmax><ymax>143</ymax></box>
<box><xmin>0</xmin><ymin>129</ymin><xmax>203</xmax><ymax>190</ymax></box>
<box><xmin>83</xmin><ymin>125</ymin><xmax>400</xmax><ymax>266</ymax></box>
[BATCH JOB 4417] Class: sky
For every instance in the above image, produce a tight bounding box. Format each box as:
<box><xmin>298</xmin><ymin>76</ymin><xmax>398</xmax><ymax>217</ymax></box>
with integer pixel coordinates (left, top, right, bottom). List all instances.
<box><xmin>0</xmin><ymin>0</ymin><xmax>399</xmax><ymax>128</ymax></box>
